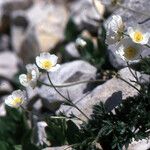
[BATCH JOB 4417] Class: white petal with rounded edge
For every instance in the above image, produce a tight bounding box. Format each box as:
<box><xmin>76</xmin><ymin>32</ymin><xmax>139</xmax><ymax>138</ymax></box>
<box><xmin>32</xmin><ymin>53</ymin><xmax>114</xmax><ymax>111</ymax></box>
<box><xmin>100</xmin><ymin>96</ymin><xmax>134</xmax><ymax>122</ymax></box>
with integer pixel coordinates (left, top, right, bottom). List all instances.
<box><xmin>49</xmin><ymin>54</ymin><xmax>58</xmax><ymax>66</ymax></box>
<box><xmin>127</xmin><ymin>27</ymin><xmax>134</xmax><ymax>38</ymax></box>
<box><xmin>40</xmin><ymin>52</ymin><xmax>51</xmax><ymax>59</ymax></box>
<box><xmin>12</xmin><ymin>90</ymin><xmax>26</xmax><ymax>101</ymax></box>
<box><xmin>5</xmin><ymin>96</ymin><xmax>14</xmax><ymax>107</ymax></box>
<box><xmin>36</xmin><ymin>56</ymin><xmax>42</xmax><ymax>69</ymax></box>
<box><xmin>48</xmin><ymin>64</ymin><xmax>60</xmax><ymax>72</ymax></box>
<box><xmin>19</xmin><ymin>74</ymin><xmax>29</xmax><ymax>87</ymax></box>
<box><xmin>141</xmin><ymin>33</ymin><xmax>150</xmax><ymax>44</ymax></box>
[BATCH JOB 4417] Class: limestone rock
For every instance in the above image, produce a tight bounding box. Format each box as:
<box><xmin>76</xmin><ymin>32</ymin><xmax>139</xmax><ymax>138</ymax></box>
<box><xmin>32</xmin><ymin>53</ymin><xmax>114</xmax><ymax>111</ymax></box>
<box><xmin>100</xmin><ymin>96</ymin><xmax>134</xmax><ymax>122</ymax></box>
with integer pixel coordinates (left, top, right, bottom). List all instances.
<box><xmin>0</xmin><ymin>35</ymin><xmax>10</xmax><ymax>51</ymax></box>
<box><xmin>65</xmin><ymin>42</ymin><xmax>80</xmax><ymax>59</ymax></box>
<box><xmin>125</xmin><ymin>138</ymin><xmax>150</xmax><ymax>150</ymax></box>
<box><xmin>0</xmin><ymin>51</ymin><xmax>20</xmax><ymax>79</ymax></box>
<box><xmin>11</xmin><ymin>0</ymin><xmax>68</xmax><ymax>63</ymax></box>
<box><xmin>38</xmin><ymin>60</ymin><xmax>97</xmax><ymax>111</ymax></box>
<box><xmin>69</xmin><ymin>0</ymin><xmax>103</xmax><ymax>32</ymax></box>
<box><xmin>43</xmin><ymin>146</ymin><xmax>71</xmax><ymax>150</ymax></box>
<box><xmin>57</xmin><ymin>67</ymin><xmax>139</xmax><ymax>120</ymax></box>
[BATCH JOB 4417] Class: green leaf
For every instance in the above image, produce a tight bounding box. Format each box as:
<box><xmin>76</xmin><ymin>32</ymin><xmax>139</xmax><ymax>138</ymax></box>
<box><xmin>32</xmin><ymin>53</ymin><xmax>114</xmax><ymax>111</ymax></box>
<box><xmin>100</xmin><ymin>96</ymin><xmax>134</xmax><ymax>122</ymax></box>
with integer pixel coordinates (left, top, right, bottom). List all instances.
<box><xmin>0</xmin><ymin>106</ymin><xmax>29</xmax><ymax>145</ymax></box>
<box><xmin>66</xmin><ymin>120</ymin><xmax>80</xmax><ymax>144</ymax></box>
<box><xmin>65</xmin><ymin>18</ymin><xmax>80</xmax><ymax>41</ymax></box>
<box><xmin>0</xmin><ymin>141</ymin><xmax>15</xmax><ymax>150</ymax></box>
<box><xmin>22</xmin><ymin>130</ymin><xmax>40</xmax><ymax>150</ymax></box>
<box><xmin>45</xmin><ymin>117</ymin><xmax>67</xmax><ymax>146</ymax></box>
<box><xmin>14</xmin><ymin>145</ymin><xmax>22</xmax><ymax>150</ymax></box>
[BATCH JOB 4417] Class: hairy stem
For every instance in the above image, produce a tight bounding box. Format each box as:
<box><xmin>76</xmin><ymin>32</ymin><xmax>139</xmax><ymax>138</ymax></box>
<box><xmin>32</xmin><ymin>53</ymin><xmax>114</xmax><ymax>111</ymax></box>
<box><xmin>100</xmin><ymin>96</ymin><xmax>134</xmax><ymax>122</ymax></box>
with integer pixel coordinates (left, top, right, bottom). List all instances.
<box><xmin>46</xmin><ymin>72</ymin><xmax>90</xmax><ymax>120</ymax></box>
<box><xmin>38</xmin><ymin>79</ymin><xmax>105</xmax><ymax>88</ymax></box>
<box><xmin>116</xmin><ymin>74</ymin><xmax>141</xmax><ymax>93</ymax></box>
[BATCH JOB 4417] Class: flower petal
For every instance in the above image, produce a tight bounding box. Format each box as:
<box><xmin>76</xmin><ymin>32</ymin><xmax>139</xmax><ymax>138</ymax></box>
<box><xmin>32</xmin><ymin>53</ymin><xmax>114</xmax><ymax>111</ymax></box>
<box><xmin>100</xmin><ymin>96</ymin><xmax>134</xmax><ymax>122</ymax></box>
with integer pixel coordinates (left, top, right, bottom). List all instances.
<box><xmin>49</xmin><ymin>54</ymin><xmax>58</xmax><ymax>66</ymax></box>
<box><xmin>40</xmin><ymin>52</ymin><xmax>51</xmax><ymax>59</ymax></box>
<box><xmin>19</xmin><ymin>74</ymin><xmax>29</xmax><ymax>87</ymax></box>
<box><xmin>127</xmin><ymin>27</ymin><xmax>134</xmax><ymax>38</ymax></box>
<box><xmin>5</xmin><ymin>96</ymin><xmax>14</xmax><ymax>107</ymax></box>
<box><xmin>12</xmin><ymin>90</ymin><xmax>26</xmax><ymax>101</ymax></box>
<box><xmin>48</xmin><ymin>64</ymin><xmax>60</xmax><ymax>72</ymax></box>
<box><xmin>141</xmin><ymin>33</ymin><xmax>150</xmax><ymax>44</ymax></box>
<box><xmin>36</xmin><ymin>56</ymin><xmax>42</xmax><ymax>69</ymax></box>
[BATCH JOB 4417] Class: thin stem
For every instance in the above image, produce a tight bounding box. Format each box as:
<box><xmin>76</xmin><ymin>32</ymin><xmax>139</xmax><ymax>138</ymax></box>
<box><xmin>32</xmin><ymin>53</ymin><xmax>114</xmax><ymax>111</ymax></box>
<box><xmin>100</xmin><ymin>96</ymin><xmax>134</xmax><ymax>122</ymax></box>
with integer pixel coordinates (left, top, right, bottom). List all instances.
<box><xmin>46</xmin><ymin>72</ymin><xmax>90</xmax><ymax>120</ymax></box>
<box><xmin>63</xmin><ymin>143</ymin><xmax>81</xmax><ymax>150</ymax></box>
<box><xmin>145</xmin><ymin>44</ymin><xmax>150</xmax><ymax>49</ymax></box>
<box><xmin>38</xmin><ymin>79</ymin><xmax>105</xmax><ymax>88</ymax></box>
<box><xmin>20</xmin><ymin>105</ymin><xmax>32</xmax><ymax>114</ymax></box>
<box><xmin>126</xmin><ymin>62</ymin><xmax>139</xmax><ymax>82</ymax></box>
<box><xmin>122</xmin><ymin>32</ymin><xmax>129</xmax><ymax>37</ymax></box>
<box><xmin>21</xmin><ymin>105</ymin><xmax>82</xmax><ymax>122</ymax></box>
<box><xmin>116</xmin><ymin>74</ymin><xmax>141</xmax><ymax>93</ymax></box>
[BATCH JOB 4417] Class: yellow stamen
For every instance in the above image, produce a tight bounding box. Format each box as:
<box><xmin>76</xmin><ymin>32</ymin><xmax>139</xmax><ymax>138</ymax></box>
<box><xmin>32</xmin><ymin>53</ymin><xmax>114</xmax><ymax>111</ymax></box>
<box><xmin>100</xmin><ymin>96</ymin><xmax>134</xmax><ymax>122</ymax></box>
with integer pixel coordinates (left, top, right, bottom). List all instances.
<box><xmin>124</xmin><ymin>46</ymin><xmax>138</xmax><ymax>60</ymax></box>
<box><xmin>41</xmin><ymin>59</ymin><xmax>53</xmax><ymax>70</ymax></box>
<box><xmin>133</xmin><ymin>31</ymin><xmax>143</xmax><ymax>43</ymax></box>
<box><xmin>27</xmin><ymin>74</ymin><xmax>32</xmax><ymax>81</ymax></box>
<box><xmin>13</xmin><ymin>97</ymin><xmax>22</xmax><ymax>105</ymax></box>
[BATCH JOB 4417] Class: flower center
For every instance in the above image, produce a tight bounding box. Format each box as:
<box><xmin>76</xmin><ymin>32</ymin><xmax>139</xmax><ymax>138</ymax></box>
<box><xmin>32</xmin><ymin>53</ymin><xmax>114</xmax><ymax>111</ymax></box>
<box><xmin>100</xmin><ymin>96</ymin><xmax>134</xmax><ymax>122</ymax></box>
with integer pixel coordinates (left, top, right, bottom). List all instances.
<box><xmin>27</xmin><ymin>74</ymin><xmax>32</xmax><ymax>81</ymax></box>
<box><xmin>124</xmin><ymin>46</ymin><xmax>138</xmax><ymax>60</ymax></box>
<box><xmin>41</xmin><ymin>60</ymin><xmax>53</xmax><ymax>70</ymax></box>
<box><xmin>133</xmin><ymin>31</ymin><xmax>143</xmax><ymax>42</ymax></box>
<box><xmin>13</xmin><ymin>97</ymin><xmax>22</xmax><ymax>105</ymax></box>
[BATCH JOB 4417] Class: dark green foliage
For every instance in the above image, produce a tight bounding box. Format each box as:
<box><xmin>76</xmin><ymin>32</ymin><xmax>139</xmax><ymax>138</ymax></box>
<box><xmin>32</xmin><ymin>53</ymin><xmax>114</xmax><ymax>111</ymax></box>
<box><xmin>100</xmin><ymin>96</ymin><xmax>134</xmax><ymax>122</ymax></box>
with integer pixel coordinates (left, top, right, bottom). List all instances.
<box><xmin>0</xmin><ymin>106</ymin><xmax>28</xmax><ymax>147</ymax></box>
<box><xmin>45</xmin><ymin>117</ymin><xmax>81</xmax><ymax>146</ymax></box>
<box><xmin>43</xmin><ymin>59</ymin><xmax>150</xmax><ymax>150</ymax></box>
<box><xmin>132</xmin><ymin>57</ymin><xmax>150</xmax><ymax>74</ymax></box>
<box><xmin>0</xmin><ymin>106</ymin><xmax>40</xmax><ymax>150</ymax></box>
<box><xmin>76</xmin><ymin>26</ymin><xmax>108</xmax><ymax>70</ymax></box>
<box><xmin>45</xmin><ymin>117</ymin><xmax>67</xmax><ymax>146</ymax></box>
<box><xmin>72</xmin><ymin>82</ymin><xmax>150</xmax><ymax>150</ymax></box>
<box><xmin>77</xmin><ymin>37</ymin><xmax>106</xmax><ymax>70</ymax></box>
<box><xmin>65</xmin><ymin>18</ymin><xmax>80</xmax><ymax>42</ymax></box>
<box><xmin>22</xmin><ymin>130</ymin><xmax>40</xmax><ymax>150</ymax></box>
<box><xmin>66</xmin><ymin>120</ymin><xmax>80</xmax><ymax>144</ymax></box>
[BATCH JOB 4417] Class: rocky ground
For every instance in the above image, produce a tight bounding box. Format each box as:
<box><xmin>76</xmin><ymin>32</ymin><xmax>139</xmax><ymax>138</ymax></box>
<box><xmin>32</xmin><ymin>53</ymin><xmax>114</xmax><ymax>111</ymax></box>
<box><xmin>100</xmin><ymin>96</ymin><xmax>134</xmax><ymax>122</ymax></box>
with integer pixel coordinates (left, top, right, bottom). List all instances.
<box><xmin>0</xmin><ymin>0</ymin><xmax>150</xmax><ymax>149</ymax></box>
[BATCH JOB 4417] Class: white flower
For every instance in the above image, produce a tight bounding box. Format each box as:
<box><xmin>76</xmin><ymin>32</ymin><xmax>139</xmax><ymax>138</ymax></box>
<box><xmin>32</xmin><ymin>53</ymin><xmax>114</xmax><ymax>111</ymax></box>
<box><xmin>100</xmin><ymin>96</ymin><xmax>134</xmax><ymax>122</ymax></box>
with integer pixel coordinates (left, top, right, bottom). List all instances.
<box><xmin>105</xmin><ymin>15</ymin><xmax>125</xmax><ymax>45</ymax></box>
<box><xmin>76</xmin><ymin>37</ymin><xmax>87</xmax><ymax>47</ymax></box>
<box><xmin>36</xmin><ymin>52</ymin><xmax>60</xmax><ymax>72</ymax></box>
<box><xmin>127</xmin><ymin>25</ymin><xmax>150</xmax><ymax>45</ymax></box>
<box><xmin>116</xmin><ymin>38</ymin><xmax>142</xmax><ymax>61</ymax></box>
<box><xmin>19</xmin><ymin>64</ymin><xmax>40</xmax><ymax>88</ymax></box>
<box><xmin>5</xmin><ymin>90</ymin><xmax>26</xmax><ymax>108</ymax></box>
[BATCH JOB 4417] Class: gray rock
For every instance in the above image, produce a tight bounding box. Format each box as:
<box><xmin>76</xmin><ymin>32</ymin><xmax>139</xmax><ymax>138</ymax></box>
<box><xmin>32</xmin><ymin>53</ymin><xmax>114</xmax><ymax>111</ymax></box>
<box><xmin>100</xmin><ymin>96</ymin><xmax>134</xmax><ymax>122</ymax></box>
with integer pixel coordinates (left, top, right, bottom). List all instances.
<box><xmin>0</xmin><ymin>80</ymin><xmax>12</xmax><ymax>96</ymax></box>
<box><xmin>11</xmin><ymin>11</ymin><xmax>29</xmax><ymax>55</ymax></box>
<box><xmin>0</xmin><ymin>104</ymin><xmax>6</xmax><ymax>117</ymax></box>
<box><xmin>0</xmin><ymin>0</ymin><xmax>32</xmax><ymax>33</ymax></box>
<box><xmin>57</xmin><ymin>67</ymin><xmax>139</xmax><ymax>121</ymax></box>
<box><xmin>0</xmin><ymin>51</ymin><xmax>20</xmax><ymax>79</ymax></box>
<box><xmin>0</xmin><ymin>35</ymin><xmax>10</xmax><ymax>51</ymax></box>
<box><xmin>124</xmin><ymin>138</ymin><xmax>150</xmax><ymax>150</ymax></box>
<box><xmin>65</xmin><ymin>42</ymin><xmax>80</xmax><ymax>59</ymax></box>
<box><xmin>10</xmin><ymin>0</ymin><xmax>69</xmax><ymax>63</ymax></box>
<box><xmin>43</xmin><ymin>146</ymin><xmax>72</xmax><ymax>150</ymax></box>
<box><xmin>69</xmin><ymin>0</ymin><xmax>103</xmax><ymax>32</ymax></box>
<box><xmin>35</xmin><ymin>121</ymin><xmax>50</xmax><ymax>146</ymax></box>
<box><xmin>105</xmin><ymin>0</ymin><xmax>150</xmax><ymax>69</ymax></box>
<box><xmin>1</xmin><ymin>0</ymin><xmax>33</xmax><ymax>13</ymax></box>
<box><xmin>18</xmin><ymin>26</ymin><xmax>39</xmax><ymax>64</ymax></box>
<box><xmin>38</xmin><ymin>60</ymin><xmax>97</xmax><ymax>111</ymax></box>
